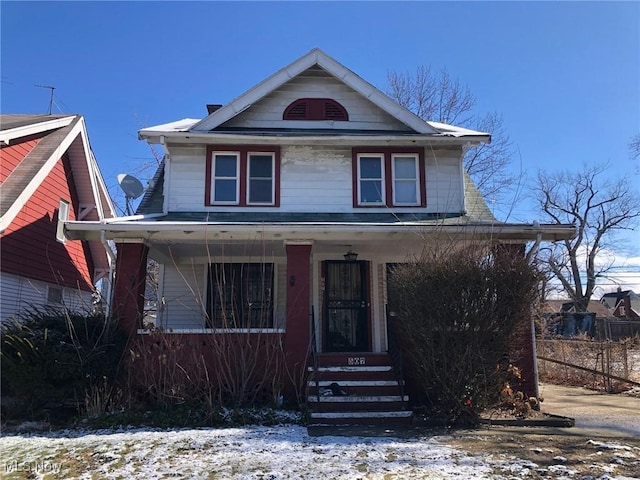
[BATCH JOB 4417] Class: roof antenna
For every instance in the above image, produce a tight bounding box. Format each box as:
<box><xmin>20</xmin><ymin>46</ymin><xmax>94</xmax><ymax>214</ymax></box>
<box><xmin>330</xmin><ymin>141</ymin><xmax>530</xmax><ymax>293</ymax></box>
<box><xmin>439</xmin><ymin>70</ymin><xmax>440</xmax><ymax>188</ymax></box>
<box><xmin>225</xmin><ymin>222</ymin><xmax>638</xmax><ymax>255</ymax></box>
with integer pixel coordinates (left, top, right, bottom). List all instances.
<box><xmin>35</xmin><ymin>84</ymin><xmax>55</xmax><ymax>114</ymax></box>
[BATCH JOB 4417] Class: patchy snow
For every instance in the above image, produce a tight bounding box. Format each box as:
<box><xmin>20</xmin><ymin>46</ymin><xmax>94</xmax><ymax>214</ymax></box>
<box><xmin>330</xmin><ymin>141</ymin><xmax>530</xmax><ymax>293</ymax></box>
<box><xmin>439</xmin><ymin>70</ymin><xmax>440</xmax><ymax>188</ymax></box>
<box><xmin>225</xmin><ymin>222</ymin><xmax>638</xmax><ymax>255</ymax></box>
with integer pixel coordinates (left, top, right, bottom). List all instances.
<box><xmin>1</xmin><ymin>425</ymin><xmax>639</xmax><ymax>479</ymax></box>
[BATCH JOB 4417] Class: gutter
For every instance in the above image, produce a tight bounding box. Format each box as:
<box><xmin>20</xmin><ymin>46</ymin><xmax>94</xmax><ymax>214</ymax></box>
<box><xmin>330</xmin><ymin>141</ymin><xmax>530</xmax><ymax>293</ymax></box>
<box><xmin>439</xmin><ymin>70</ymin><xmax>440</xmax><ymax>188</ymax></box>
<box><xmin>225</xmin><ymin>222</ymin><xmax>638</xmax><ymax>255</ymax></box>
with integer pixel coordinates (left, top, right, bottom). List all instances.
<box><xmin>138</xmin><ymin>130</ymin><xmax>490</xmax><ymax>146</ymax></box>
<box><xmin>102</xmin><ymin>212</ymin><xmax>166</xmax><ymax>223</ymax></box>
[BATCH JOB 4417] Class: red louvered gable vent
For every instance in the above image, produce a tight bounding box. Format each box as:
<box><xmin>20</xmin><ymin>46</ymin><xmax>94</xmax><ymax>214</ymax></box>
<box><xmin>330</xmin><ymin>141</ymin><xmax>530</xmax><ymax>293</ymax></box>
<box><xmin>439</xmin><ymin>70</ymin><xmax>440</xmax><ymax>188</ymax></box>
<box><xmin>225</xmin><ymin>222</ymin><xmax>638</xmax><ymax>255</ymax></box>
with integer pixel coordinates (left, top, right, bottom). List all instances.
<box><xmin>283</xmin><ymin>98</ymin><xmax>349</xmax><ymax>121</ymax></box>
<box><xmin>283</xmin><ymin>100</ymin><xmax>308</xmax><ymax>119</ymax></box>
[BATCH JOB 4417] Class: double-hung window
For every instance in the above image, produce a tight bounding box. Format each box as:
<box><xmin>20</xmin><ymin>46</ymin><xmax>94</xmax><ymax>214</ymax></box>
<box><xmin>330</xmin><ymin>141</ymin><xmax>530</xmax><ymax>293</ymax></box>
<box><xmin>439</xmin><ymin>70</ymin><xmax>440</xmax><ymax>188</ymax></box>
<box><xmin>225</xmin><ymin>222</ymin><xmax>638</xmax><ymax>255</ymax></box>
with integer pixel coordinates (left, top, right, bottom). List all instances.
<box><xmin>353</xmin><ymin>148</ymin><xmax>425</xmax><ymax>207</ymax></box>
<box><xmin>357</xmin><ymin>154</ymin><xmax>385</xmax><ymax>205</ymax></box>
<box><xmin>206</xmin><ymin>263</ymin><xmax>274</xmax><ymax>329</ymax></box>
<box><xmin>211</xmin><ymin>153</ymin><xmax>240</xmax><ymax>204</ymax></box>
<box><xmin>247</xmin><ymin>153</ymin><xmax>275</xmax><ymax>204</ymax></box>
<box><xmin>206</xmin><ymin>146</ymin><xmax>280</xmax><ymax>207</ymax></box>
<box><xmin>392</xmin><ymin>154</ymin><xmax>419</xmax><ymax>206</ymax></box>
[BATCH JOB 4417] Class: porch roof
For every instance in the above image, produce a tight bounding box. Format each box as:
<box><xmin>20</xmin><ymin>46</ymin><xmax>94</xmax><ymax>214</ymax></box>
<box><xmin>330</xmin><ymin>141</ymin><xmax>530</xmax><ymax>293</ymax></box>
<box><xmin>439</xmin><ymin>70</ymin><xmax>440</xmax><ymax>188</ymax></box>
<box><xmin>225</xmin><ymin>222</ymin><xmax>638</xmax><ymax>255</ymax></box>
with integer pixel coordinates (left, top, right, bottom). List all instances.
<box><xmin>65</xmin><ymin>213</ymin><xmax>575</xmax><ymax>243</ymax></box>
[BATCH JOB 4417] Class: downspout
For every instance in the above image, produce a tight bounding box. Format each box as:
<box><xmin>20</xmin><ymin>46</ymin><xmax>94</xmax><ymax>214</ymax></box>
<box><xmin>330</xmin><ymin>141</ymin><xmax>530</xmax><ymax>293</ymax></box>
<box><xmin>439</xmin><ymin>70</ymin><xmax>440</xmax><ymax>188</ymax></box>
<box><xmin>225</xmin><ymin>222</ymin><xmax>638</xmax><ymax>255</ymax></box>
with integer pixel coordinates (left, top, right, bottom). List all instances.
<box><xmin>101</xmin><ymin>230</ymin><xmax>117</xmax><ymax>318</ymax></box>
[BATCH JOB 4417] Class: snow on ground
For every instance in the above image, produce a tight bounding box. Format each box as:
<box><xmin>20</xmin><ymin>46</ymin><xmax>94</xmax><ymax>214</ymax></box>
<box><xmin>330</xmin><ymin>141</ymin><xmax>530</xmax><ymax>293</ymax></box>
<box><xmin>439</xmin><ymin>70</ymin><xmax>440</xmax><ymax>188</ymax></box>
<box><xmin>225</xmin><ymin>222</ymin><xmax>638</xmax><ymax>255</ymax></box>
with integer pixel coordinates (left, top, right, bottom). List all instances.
<box><xmin>1</xmin><ymin>425</ymin><xmax>492</xmax><ymax>479</ymax></box>
<box><xmin>1</xmin><ymin>425</ymin><xmax>639</xmax><ymax>479</ymax></box>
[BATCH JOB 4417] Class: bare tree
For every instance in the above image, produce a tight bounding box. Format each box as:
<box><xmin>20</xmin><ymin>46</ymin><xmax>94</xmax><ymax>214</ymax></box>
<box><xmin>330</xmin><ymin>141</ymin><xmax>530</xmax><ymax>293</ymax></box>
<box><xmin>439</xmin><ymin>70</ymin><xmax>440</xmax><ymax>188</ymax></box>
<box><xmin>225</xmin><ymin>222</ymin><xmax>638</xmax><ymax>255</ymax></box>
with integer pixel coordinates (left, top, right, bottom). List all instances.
<box><xmin>630</xmin><ymin>134</ymin><xmax>640</xmax><ymax>160</ymax></box>
<box><xmin>386</xmin><ymin>67</ymin><xmax>516</xmax><ymax>204</ymax></box>
<box><xmin>534</xmin><ymin>163</ymin><xmax>640</xmax><ymax>311</ymax></box>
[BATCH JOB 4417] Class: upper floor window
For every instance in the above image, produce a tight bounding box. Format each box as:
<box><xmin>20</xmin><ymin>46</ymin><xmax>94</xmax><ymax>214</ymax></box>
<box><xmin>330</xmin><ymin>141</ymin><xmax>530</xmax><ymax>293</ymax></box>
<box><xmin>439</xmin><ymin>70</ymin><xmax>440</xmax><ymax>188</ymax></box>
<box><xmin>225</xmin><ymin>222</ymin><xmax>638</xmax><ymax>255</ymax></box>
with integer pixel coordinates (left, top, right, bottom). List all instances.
<box><xmin>211</xmin><ymin>153</ymin><xmax>240</xmax><ymax>204</ymax></box>
<box><xmin>283</xmin><ymin>98</ymin><xmax>349</xmax><ymax>121</ymax></box>
<box><xmin>248</xmin><ymin>153</ymin><xmax>275</xmax><ymax>204</ymax></box>
<box><xmin>357</xmin><ymin>154</ymin><xmax>385</xmax><ymax>205</ymax></box>
<box><xmin>206</xmin><ymin>146</ymin><xmax>280</xmax><ymax>207</ymax></box>
<box><xmin>392</xmin><ymin>154</ymin><xmax>420</xmax><ymax>206</ymax></box>
<box><xmin>352</xmin><ymin>148</ymin><xmax>426</xmax><ymax>208</ymax></box>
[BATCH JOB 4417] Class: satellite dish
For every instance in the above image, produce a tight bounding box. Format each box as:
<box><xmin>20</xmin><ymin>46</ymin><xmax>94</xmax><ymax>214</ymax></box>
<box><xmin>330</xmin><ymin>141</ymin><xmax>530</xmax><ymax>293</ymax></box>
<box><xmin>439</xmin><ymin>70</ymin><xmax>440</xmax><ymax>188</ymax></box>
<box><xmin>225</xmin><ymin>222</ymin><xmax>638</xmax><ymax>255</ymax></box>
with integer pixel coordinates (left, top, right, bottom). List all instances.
<box><xmin>117</xmin><ymin>174</ymin><xmax>144</xmax><ymax>215</ymax></box>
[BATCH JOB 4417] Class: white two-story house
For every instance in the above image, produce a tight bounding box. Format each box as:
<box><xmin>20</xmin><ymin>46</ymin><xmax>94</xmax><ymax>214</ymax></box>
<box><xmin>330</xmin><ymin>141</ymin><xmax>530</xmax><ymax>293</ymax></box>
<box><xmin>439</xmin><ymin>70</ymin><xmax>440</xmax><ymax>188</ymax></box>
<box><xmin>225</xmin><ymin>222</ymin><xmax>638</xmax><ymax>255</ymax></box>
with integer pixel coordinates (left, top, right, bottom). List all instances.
<box><xmin>67</xmin><ymin>49</ymin><xmax>574</xmax><ymax>422</ymax></box>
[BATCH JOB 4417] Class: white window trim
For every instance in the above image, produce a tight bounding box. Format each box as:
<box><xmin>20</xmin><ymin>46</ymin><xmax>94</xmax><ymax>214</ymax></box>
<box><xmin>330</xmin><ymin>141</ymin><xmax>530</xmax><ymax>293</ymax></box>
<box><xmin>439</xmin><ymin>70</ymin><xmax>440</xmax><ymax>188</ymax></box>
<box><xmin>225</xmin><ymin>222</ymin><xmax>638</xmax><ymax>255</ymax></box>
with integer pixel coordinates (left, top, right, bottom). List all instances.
<box><xmin>246</xmin><ymin>151</ymin><xmax>275</xmax><ymax>205</ymax></box>
<box><xmin>391</xmin><ymin>153</ymin><xmax>420</xmax><ymax>206</ymax></box>
<box><xmin>56</xmin><ymin>199</ymin><xmax>69</xmax><ymax>243</ymax></box>
<box><xmin>211</xmin><ymin>152</ymin><xmax>240</xmax><ymax>205</ymax></box>
<box><xmin>357</xmin><ymin>153</ymin><xmax>385</xmax><ymax>206</ymax></box>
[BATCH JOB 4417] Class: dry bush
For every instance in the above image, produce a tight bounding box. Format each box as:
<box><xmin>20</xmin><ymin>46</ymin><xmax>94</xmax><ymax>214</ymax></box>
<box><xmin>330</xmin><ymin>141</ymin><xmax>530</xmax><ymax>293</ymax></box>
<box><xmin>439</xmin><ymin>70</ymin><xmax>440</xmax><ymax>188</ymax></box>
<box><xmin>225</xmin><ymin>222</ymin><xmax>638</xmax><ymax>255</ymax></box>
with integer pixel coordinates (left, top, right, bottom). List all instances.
<box><xmin>388</xmin><ymin>245</ymin><xmax>538</xmax><ymax>422</ymax></box>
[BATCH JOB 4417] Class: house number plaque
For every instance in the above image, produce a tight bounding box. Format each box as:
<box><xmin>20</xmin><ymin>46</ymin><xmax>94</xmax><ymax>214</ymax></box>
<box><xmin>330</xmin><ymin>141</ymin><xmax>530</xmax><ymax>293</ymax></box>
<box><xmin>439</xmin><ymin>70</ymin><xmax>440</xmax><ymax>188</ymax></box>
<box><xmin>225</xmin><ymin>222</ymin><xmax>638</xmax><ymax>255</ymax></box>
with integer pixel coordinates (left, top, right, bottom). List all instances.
<box><xmin>348</xmin><ymin>357</ymin><xmax>366</xmax><ymax>366</ymax></box>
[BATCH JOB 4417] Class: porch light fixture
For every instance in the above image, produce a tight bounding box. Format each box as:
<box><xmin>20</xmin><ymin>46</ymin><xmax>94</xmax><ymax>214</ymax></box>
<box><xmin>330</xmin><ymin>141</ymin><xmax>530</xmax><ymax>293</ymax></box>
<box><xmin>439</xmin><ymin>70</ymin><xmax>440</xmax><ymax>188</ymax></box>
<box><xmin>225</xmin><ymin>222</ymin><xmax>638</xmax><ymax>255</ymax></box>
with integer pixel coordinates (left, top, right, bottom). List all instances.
<box><xmin>343</xmin><ymin>249</ymin><xmax>358</xmax><ymax>262</ymax></box>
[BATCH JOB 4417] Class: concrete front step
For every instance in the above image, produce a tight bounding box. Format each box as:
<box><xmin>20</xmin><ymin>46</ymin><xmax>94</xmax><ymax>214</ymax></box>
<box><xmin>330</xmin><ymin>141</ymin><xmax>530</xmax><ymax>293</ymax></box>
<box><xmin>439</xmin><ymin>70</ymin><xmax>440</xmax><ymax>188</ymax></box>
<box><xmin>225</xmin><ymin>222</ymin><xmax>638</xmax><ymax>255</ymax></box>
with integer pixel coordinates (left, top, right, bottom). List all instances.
<box><xmin>307</xmin><ymin>354</ymin><xmax>411</xmax><ymax>425</ymax></box>
<box><xmin>309</xmin><ymin>395</ymin><xmax>408</xmax><ymax>403</ymax></box>
<box><xmin>310</xmin><ymin>410</ymin><xmax>413</xmax><ymax>426</ymax></box>
<box><xmin>309</xmin><ymin>365</ymin><xmax>393</xmax><ymax>373</ymax></box>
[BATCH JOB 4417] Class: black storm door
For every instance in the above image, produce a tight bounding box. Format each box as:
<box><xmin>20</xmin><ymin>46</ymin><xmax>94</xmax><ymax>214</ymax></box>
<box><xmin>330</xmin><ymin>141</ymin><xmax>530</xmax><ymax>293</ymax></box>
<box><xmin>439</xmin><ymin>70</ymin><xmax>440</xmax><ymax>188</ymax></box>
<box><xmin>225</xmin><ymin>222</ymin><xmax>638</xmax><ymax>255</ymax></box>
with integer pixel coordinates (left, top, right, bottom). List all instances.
<box><xmin>324</xmin><ymin>261</ymin><xmax>369</xmax><ymax>352</ymax></box>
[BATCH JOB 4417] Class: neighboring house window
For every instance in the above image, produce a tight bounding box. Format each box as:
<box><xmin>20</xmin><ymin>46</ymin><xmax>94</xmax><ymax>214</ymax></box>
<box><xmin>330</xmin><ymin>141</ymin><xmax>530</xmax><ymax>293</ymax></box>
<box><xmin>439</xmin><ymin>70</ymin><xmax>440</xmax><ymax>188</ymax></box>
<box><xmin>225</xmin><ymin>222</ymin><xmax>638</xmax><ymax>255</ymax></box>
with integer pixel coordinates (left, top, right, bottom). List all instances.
<box><xmin>352</xmin><ymin>148</ymin><xmax>426</xmax><ymax>207</ymax></box>
<box><xmin>211</xmin><ymin>153</ymin><xmax>240</xmax><ymax>204</ymax></box>
<box><xmin>283</xmin><ymin>98</ymin><xmax>349</xmax><ymax>121</ymax></box>
<box><xmin>47</xmin><ymin>286</ymin><xmax>63</xmax><ymax>305</ymax></box>
<box><xmin>56</xmin><ymin>199</ymin><xmax>70</xmax><ymax>243</ymax></box>
<box><xmin>206</xmin><ymin>263</ymin><xmax>274</xmax><ymax>329</ymax></box>
<box><xmin>206</xmin><ymin>146</ymin><xmax>280</xmax><ymax>207</ymax></box>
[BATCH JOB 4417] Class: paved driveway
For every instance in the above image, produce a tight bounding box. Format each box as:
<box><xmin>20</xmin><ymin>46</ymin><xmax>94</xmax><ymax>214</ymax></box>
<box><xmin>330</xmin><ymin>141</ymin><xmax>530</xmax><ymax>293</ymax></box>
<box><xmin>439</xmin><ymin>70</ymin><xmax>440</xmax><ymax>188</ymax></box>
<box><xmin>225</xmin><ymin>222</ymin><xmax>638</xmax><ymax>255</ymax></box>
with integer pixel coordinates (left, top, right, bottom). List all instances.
<box><xmin>539</xmin><ymin>383</ymin><xmax>640</xmax><ymax>437</ymax></box>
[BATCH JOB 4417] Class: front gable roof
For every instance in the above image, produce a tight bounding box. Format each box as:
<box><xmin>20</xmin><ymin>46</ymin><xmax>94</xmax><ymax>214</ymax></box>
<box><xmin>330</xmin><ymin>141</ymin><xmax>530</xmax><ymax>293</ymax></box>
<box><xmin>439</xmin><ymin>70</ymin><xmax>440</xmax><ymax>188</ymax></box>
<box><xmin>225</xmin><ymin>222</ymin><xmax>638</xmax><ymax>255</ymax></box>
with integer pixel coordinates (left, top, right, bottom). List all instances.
<box><xmin>0</xmin><ymin>114</ymin><xmax>115</xmax><ymax>232</ymax></box>
<box><xmin>0</xmin><ymin>114</ymin><xmax>116</xmax><ymax>276</ymax></box>
<box><xmin>190</xmin><ymin>48</ymin><xmax>439</xmax><ymax>135</ymax></box>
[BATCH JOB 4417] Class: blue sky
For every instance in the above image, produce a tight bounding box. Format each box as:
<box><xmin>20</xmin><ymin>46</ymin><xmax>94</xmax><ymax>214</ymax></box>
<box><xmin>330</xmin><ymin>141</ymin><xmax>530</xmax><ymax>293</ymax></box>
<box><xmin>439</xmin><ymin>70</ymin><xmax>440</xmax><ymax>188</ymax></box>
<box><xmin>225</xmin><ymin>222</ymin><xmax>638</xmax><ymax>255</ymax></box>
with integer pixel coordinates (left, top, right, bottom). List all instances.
<box><xmin>2</xmin><ymin>1</ymin><xmax>639</xmax><ymax>291</ymax></box>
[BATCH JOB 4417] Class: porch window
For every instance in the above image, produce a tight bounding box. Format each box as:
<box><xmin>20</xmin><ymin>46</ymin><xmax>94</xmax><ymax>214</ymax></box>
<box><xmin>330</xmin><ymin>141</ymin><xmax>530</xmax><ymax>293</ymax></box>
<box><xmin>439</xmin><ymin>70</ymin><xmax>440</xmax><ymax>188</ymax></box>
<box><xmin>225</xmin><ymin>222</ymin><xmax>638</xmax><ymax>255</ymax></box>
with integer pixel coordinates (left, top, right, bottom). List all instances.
<box><xmin>357</xmin><ymin>154</ymin><xmax>385</xmax><ymax>205</ymax></box>
<box><xmin>352</xmin><ymin>148</ymin><xmax>426</xmax><ymax>208</ymax></box>
<box><xmin>206</xmin><ymin>263</ymin><xmax>274</xmax><ymax>329</ymax></box>
<box><xmin>392</xmin><ymin>154</ymin><xmax>419</xmax><ymax>205</ymax></box>
<box><xmin>206</xmin><ymin>146</ymin><xmax>280</xmax><ymax>207</ymax></box>
<box><xmin>211</xmin><ymin>153</ymin><xmax>240</xmax><ymax>204</ymax></box>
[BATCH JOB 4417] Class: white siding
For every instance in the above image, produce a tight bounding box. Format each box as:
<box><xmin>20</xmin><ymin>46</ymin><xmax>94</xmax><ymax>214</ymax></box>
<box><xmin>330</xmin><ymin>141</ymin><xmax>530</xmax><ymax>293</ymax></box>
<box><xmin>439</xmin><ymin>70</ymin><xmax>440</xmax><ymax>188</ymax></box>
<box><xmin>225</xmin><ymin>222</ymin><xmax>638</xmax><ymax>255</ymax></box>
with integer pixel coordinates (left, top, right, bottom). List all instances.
<box><xmin>166</xmin><ymin>144</ymin><xmax>465</xmax><ymax>214</ymax></box>
<box><xmin>424</xmin><ymin>149</ymin><xmax>464</xmax><ymax>213</ymax></box>
<box><xmin>156</xmin><ymin>263</ymin><xmax>207</xmax><ymax>329</ymax></box>
<box><xmin>222</xmin><ymin>74</ymin><xmax>410</xmax><ymax>132</ymax></box>
<box><xmin>0</xmin><ymin>271</ymin><xmax>94</xmax><ymax>323</ymax></box>
<box><xmin>166</xmin><ymin>146</ymin><xmax>207</xmax><ymax>211</ymax></box>
<box><xmin>158</xmin><ymin>260</ymin><xmax>286</xmax><ymax>331</ymax></box>
<box><xmin>280</xmin><ymin>146</ymin><xmax>352</xmax><ymax>212</ymax></box>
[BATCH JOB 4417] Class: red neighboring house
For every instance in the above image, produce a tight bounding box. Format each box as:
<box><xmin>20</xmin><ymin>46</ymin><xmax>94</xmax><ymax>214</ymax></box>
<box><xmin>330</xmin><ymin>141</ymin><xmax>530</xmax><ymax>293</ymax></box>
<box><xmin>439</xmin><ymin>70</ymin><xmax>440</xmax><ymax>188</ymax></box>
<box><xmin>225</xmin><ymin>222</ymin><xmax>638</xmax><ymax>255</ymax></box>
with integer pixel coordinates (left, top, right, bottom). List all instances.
<box><xmin>0</xmin><ymin>114</ymin><xmax>116</xmax><ymax>321</ymax></box>
<box><xmin>67</xmin><ymin>50</ymin><xmax>576</xmax><ymax>424</ymax></box>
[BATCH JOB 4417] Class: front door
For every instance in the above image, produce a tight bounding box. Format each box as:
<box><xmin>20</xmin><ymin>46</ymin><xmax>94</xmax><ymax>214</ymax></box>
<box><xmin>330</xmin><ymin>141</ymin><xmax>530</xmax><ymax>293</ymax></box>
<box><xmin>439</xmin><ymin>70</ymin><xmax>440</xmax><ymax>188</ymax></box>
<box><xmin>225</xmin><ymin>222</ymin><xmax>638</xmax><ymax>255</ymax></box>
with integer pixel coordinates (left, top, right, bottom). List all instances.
<box><xmin>324</xmin><ymin>261</ymin><xmax>369</xmax><ymax>352</ymax></box>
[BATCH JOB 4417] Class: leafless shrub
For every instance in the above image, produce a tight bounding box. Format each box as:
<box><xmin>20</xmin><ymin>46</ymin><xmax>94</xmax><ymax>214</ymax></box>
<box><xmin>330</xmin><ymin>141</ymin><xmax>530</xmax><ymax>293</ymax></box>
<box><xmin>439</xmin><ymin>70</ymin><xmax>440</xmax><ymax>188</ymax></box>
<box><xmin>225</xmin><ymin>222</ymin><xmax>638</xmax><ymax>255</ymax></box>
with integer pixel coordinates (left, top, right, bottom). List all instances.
<box><xmin>388</xmin><ymin>245</ymin><xmax>538</xmax><ymax>422</ymax></box>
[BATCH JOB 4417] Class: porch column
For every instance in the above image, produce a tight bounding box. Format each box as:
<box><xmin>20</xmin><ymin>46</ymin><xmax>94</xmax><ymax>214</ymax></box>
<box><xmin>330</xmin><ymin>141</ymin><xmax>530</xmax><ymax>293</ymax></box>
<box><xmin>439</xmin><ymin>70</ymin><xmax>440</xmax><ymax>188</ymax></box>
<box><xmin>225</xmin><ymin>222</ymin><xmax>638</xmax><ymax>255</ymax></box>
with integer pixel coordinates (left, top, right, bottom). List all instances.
<box><xmin>284</xmin><ymin>242</ymin><xmax>313</xmax><ymax>376</ymax></box>
<box><xmin>495</xmin><ymin>243</ymin><xmax>538</xmax><ymax>399</ymax></box>
<box><xmin>112</xmin><ymin>242</ymin><xmax>149</xmax><ymax>336</ymax></box>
